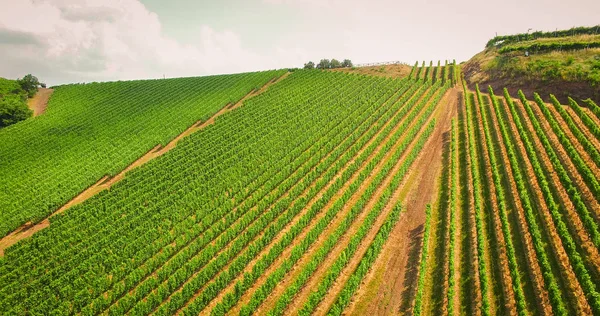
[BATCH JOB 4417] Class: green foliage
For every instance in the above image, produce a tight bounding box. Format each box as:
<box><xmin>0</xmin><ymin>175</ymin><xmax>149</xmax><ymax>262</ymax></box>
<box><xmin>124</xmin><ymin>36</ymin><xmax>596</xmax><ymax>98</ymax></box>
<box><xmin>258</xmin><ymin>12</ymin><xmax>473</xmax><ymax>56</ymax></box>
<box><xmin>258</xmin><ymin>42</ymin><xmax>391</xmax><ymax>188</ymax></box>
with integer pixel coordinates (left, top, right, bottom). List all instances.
<box><xmin>461</xmin><ymin>80</ymin><xmax>491</xmax><ymax>316</ymax></box>
<box><xmin>0</xmin><ymin>77</ymin><xmax>32</xmax><ymax>128</ymax></box>
<box><xmin>0</xmin><ymin>77</ymin><xmax>24</xmax><ymax>97</ymax></box>
<box><xmin>310</xmin><ymin>58</ymin><xmax>352</xmax><ymax>69</ymax></box>
<box><xmin>303</xmin><ymin>61</ymin><xmax>315</xmax><ymax>69</ymax></box>
<box><xmin>317</xmin><ymin>59</ymin><xmax>331</xmax><ymax>69</ymax></box>
<box><xmin>518</xmin><ymin>90</ymin><xmax>600</xmax><ymax>314</ymax></box>
<box><xmin>486</xmin><ymin>25</ymin><xmax>600</xmax><ymax>48</ymax></box>
<box><xmin>0</xmin><ymin>94</ymin><xmax>33</xmax><ymax>128</ymax></box>
<box><xmin>0</xmin><ymin>70</ymin><xmax>286</xmax><ymax>237</ymax></box>
<box><xmin>0</xmin><ymin>71</ymin><xmax>415</xmax><ymax>315</ymax></box>
<box><xmin>499</xmin><ymin>88</ymin><xmax>568</xmax><ymax>315</ymax></box>
<box><xmin>17</xmin><ymin>74</ymin><xmax>40</xmax><ymax>98</ymax></box>
<box><xmin>476</xmin><ymin>86</ymin><xmax>528</xmax><ymax>316</ymax></box>
<box><xmin>499</xmin><ymin>40</ymin><xmax>600</xmax><ymax>54</ymax></box>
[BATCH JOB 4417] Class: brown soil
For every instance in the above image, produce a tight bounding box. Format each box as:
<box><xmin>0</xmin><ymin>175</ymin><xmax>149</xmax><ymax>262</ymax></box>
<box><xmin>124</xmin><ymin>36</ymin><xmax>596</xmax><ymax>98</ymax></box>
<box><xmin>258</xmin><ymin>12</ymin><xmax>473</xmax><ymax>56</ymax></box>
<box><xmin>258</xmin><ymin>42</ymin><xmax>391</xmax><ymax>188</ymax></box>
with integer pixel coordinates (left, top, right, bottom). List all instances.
<box><xmin>512</xmin><ymin>98</ymin><xmax>592</xmax><ymax>315</ymax></box>
<box><xmin>27</xmin><ymin>88</ymin><xmax>53</xmax><ymax>116</ymax></box>
<box><xmin>486</xmin><ymin>96</ymin><xmax>552</xmax><ymax>315</ymax></box>
<box><xmin>0</xmin><ymin>72</ymin><xmax>290</xmax><ymax>257</ymax></box>
<box><xmin>527</xmin><ymin>100</ymin><xmax>600</xmax><ymax>276</ymax></box>
<box><xmin>584</xmin><ymin>107</ymin><xmax>600</xmax><ymax>129</ymax></box>
<box><xmin>565</xmin><ymin>106</ymin><xmax>600</xmax><ymax>154</ymax></box>
<box><xmin>474</xmin><ymin>94</ymin><xmax>518</xmax><ymax>315</ymax></box>
<box><xmin>346</xmin><ymin>87</ymin><xmax>458</xmax><ymax>316</ymax></box>
<box><xmin>329</xmin><ymin>64</ymin><xmax>413</xmax><ymax>79</ymax></box>
<box><xmin>546</xmin><ymin>105</ymin><xmax>600</xmax><ymax>221</ymax></box>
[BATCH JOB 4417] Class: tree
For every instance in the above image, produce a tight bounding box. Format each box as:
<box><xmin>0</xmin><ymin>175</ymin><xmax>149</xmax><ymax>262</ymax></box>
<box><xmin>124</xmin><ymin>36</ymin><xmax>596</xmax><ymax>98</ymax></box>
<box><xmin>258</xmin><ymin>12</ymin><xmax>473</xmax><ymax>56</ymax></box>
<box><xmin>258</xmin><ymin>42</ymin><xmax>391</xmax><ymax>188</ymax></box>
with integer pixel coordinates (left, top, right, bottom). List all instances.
<box><xmin>18</xmin><ymin>74</ymin><xmax>40</xmax><ymax>98</ymax></box>
<box><xmin>342</xmin><ymin>59</ymin><xmax>353</xmax><ymax>67</ymax></box>
<box><xmin>0</xmin><ymin>94</ymin><xmax>32</xmax><ymax>127</ymax></box>
<box><xmin>303</xmin><ymin>61</ymin><xmax>315</xmax><ymax>69</ymax></box>
<box><xmin>330</xmin><ymin>59</ymin><xmax>342</xmax><ymax>68</ymax></box>
<box><xmin>316</xmin><ymin>59</ymin><xmax>331</xmax><ymax>69</ymax></box>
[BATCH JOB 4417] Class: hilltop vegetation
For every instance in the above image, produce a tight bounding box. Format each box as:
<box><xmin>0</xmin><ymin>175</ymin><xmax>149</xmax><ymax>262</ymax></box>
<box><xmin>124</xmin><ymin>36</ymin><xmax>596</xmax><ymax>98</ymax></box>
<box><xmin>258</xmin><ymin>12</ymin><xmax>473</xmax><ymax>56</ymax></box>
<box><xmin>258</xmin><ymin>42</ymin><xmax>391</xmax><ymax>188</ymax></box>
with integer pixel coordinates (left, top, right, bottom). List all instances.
<box><xmin>0</xmin><ymin>77</ymin><xmax>33</xmax><ymax>128</ymax></box>
<box><xmin>463</xmin><ymin>25</ymin><xmax>600</xmax><ymax>103</ymax></box>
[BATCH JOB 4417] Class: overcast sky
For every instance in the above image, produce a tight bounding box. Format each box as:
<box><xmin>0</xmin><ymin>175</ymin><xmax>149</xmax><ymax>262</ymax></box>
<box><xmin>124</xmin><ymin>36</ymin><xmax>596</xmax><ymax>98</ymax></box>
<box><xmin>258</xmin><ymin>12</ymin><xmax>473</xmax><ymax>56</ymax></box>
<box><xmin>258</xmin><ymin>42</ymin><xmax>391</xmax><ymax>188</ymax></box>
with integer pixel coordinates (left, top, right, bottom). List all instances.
<box><xmin>0</xmin><ymin>0</ymin><xmax>598</xmax><ymax>85</ymax></box>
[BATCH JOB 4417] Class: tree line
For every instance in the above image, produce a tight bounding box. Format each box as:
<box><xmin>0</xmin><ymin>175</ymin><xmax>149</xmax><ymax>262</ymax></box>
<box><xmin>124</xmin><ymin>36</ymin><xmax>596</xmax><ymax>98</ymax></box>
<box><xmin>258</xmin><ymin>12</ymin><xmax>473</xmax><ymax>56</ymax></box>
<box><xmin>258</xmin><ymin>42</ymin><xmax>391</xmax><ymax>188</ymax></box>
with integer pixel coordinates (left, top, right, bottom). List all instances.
<box><xmin>304</xmin><ymin>59</ymin><xmax>353</xmax><ymax>70</ymax></box>
<box><xmin>0</xmin><ymin>74</ymin><xmax>44</xmax><ymax>128</ymax></box>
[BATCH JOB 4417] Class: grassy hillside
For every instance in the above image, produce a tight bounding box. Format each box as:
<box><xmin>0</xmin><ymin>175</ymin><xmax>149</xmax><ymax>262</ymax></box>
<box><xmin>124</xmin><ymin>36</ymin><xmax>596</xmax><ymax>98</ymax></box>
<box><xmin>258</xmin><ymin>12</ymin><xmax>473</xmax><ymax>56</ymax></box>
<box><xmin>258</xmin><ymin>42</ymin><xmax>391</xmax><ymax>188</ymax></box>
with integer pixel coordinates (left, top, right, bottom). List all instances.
<box><xmin>463</xmin><ymin>26</ymin><xmax>600</xmax><ymax>103</ymax></box>
<box><xmin>0</xmin><ymin>70</ymin><xmax>285</xmax><ymax>237</ymax></box>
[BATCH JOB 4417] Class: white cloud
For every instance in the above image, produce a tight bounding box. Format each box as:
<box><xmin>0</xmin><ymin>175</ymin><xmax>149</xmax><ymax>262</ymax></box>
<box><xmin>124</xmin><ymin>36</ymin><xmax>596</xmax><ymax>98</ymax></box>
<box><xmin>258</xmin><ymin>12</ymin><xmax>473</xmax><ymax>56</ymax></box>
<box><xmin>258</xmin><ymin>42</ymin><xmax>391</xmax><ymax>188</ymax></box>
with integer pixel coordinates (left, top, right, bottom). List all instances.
<box><xmin>0</xmin><ymin>0</ymin><xmax>279</xmax><ymax>85</ymax></box>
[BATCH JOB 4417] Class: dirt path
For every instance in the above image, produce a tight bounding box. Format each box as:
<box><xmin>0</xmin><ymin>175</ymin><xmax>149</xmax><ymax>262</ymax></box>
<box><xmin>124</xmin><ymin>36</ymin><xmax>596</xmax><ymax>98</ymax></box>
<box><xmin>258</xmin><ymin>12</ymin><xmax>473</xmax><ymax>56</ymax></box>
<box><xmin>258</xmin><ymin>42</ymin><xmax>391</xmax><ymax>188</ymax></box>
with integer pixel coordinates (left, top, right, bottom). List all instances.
<box><xmin>27</xmin><ymin>88</ymin><xmax>53</xmax><ymax>116</ymax></box>
<box><xmin>0</xmin><ymin>72</ymin><xmax>290</xmax><ymax>257</ymax></box>
<box><xmin>346</xmin><ymin>87</ymin><xmax>457</xmax><ymax>316</ymax></box>
<box><xmin>314</xmin><ymin>90</ymin><xmax>451</xmax><ymax>315</ymax></box>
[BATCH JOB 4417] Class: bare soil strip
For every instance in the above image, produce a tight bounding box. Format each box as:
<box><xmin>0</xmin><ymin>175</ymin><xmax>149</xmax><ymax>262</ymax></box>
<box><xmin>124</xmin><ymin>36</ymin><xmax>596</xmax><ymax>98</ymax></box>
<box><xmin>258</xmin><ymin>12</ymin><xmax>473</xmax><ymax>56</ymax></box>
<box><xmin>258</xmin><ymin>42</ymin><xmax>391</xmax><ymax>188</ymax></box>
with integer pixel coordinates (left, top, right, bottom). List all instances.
<box><xmin>0</xmin><ymin>72</ymin><xmax>290</xmax><ymax>256</ymax></box>
<box><xmin>487</xmin><ymin>96</ymin><xmax>552</xmax><ymax>315</ymax></box>
<box><xmin>513</xmin><ymin>98</ymin><xmax>592</xmax><ymax>315</ymax></box>
<box><xmin>315</xmin><ymin>91</ymin><xmax>453</xmax><ymax>315</ymax></box>
<box><xmin>345</xmin><ymin>87</ymin><xmax>458</xmax><ymax>316</ymax></box>
<box><xmin>474</xmin><ymin>93</ymin><xmax>518</xmax><ymax>316</ymax></box>
<box><xmin>27</xmin><ymin>87</ymin><xmax>53</xmax><ymax>116</ymax></box>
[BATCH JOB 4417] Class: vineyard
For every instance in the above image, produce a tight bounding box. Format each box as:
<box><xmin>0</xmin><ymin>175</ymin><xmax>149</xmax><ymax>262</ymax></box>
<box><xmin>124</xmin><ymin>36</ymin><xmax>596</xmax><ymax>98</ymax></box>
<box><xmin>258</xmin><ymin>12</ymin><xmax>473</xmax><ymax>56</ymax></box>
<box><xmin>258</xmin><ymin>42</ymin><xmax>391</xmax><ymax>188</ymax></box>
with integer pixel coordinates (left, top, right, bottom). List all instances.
<box><xmin>1</xmin><ymin>26</ymin><xmax>600</xmax><ymax>315</ymax></box>
<box><xmin>0</xmin><ymin>70</ymin><xmax>285</xmax><ymax>238</ymax></box>
<box><xmin>413</xmin><ymin>75</ymin><xmax>600</xmax><ymax>315</ymax></box>
<box><xmin>0</xmin><ymin>64</ymin><xmax>459</xmax><ymax>315</ymax></box>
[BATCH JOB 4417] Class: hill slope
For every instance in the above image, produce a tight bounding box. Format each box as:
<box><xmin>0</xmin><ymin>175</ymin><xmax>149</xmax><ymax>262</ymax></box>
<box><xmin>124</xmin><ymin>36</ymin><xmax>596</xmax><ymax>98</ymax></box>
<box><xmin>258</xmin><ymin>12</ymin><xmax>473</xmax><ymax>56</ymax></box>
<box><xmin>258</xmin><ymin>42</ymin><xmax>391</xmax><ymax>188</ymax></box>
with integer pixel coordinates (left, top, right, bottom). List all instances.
<box><xmin>463</xmin><ymin>26</ymin><xmax>600</xmax><ymax>103</ymax></box>
<box><xmin>0</xmin><ymin>70</ymin><xmax>285</xmax><ymax>237</ymax></box>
